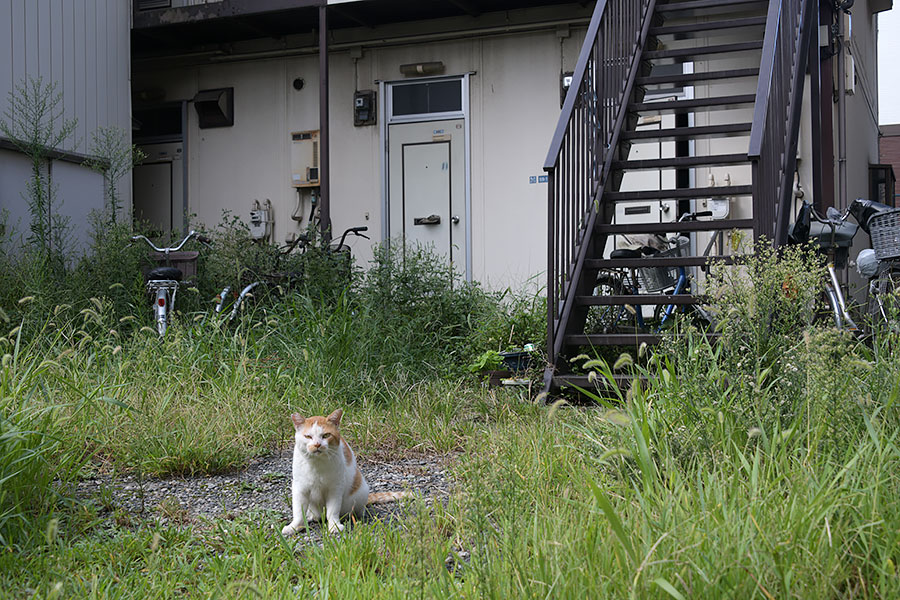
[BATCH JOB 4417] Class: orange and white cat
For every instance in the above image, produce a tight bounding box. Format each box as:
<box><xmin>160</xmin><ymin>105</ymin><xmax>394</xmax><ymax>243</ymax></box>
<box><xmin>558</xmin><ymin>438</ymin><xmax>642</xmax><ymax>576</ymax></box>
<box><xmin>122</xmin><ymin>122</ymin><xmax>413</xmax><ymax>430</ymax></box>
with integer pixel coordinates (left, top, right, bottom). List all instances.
<box><xmin>281</xmin><ymin>409</ymin><xmax>406</xmax><ymax>535</ymax></box>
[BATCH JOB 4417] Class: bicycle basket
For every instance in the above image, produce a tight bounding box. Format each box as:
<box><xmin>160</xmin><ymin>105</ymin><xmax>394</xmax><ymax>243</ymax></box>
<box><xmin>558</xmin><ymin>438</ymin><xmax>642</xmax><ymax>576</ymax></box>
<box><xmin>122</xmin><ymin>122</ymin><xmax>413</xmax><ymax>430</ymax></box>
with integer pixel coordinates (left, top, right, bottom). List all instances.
<box><xmin>869</xmin><ymin>208</ymin><xmax>900</xmax><ymax>261</ymax></box>
<box><xmin>638</xmin><ymin>236</ymin><xmax>690</xmax><ymax>292</ymax></box>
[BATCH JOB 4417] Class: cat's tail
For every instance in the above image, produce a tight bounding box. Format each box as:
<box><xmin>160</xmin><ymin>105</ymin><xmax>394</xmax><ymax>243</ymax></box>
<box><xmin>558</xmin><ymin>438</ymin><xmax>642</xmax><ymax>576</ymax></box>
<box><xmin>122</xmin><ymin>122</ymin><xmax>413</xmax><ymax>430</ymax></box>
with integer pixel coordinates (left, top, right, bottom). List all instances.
<box><xmin>367</xmin><ymin>491</ymin><xmax>412</xmax><ymax>504</ymax></box>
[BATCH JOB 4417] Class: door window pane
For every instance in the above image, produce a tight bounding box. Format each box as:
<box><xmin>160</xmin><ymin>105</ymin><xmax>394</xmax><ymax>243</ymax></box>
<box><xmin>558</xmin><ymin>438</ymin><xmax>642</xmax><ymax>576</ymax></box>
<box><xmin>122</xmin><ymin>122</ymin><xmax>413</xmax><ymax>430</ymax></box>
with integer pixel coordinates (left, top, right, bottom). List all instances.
<box><xmin>393</xmin><ymin>80</ymin><xmax>462</xmax><ymax>116</ymax></box>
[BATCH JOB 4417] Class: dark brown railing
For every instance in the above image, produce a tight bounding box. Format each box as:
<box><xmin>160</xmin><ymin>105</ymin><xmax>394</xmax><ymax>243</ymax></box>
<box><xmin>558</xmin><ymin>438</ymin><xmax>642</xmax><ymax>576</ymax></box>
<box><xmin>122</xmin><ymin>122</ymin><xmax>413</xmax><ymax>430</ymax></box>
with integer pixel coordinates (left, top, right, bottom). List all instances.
<box><xmin>542</xmin><ymin>0</ymin><xmax>656</xmax><ymax>369</ymax></box>
<box><xmin>749</xmin><ymin>0</ymin><xmax>816</xmax><ymax>246</ymax></box>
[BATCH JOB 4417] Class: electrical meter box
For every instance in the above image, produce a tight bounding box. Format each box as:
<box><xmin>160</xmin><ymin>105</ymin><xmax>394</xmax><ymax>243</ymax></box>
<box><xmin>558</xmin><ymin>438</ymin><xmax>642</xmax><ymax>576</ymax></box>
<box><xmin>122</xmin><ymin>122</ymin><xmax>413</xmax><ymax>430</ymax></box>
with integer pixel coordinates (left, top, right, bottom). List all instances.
<box><xmin>291</xmin><ymin>130</ymin><xmax>320</xmax><ymax>188</ymax></box>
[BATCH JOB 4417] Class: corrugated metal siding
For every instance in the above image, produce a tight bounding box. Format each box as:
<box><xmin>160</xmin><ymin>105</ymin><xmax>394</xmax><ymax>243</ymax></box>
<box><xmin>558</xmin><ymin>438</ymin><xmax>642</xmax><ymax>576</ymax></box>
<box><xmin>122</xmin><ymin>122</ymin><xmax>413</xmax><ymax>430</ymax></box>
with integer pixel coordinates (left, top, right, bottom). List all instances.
<box><xmin>0</xmin><ymin>0</ymin><xmax>131</xmax><ymax>154</ymax></box>
<box><xmin>0</xmin><ymin>0</ymin><xmax>133</xmax><ymax>252</ymax></box>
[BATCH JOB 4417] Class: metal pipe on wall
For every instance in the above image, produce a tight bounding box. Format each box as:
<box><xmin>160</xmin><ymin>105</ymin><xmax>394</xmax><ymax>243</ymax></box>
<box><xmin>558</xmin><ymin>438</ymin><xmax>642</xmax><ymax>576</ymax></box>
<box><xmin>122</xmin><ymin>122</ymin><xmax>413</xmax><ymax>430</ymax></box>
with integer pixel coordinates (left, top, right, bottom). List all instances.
<box><xmin>318</xmin><ymin>4</ymin><xmax>330</xmax><ymax>241</ymax></box>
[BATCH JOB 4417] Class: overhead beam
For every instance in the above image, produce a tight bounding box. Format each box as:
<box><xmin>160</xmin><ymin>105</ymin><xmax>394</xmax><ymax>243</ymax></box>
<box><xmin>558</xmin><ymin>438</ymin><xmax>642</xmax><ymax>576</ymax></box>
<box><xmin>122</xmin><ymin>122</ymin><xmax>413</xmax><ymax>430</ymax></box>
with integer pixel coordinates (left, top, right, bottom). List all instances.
<box><xmin>446</xmin><ymin>0</ymin><xmax>482</xmax><ymax>17</ymax></box>
<box><xmin>133</xmin><ymin>0</ymin><xmax>323</xmax><ymax>29</ymax></box>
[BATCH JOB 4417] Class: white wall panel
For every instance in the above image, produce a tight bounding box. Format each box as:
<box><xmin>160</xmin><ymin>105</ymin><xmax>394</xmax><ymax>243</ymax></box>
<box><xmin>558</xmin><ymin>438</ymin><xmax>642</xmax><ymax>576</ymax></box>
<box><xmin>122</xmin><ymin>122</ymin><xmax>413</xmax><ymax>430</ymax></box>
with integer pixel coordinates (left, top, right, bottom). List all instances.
<box><xmin>0</xmin><ymin>0</ymin><xmax>133</xmax><ymax>252</ymax></box>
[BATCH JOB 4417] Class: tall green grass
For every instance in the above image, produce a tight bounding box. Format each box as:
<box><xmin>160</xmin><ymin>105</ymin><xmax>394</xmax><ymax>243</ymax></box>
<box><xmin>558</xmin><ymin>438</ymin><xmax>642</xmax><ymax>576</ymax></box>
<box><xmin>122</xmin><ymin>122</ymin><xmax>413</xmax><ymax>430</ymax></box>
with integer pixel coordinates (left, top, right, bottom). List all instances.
<box><xmin>3</xmin><ymin>235</ymin><xmax>900</xmax><ymax>598</ymax></box>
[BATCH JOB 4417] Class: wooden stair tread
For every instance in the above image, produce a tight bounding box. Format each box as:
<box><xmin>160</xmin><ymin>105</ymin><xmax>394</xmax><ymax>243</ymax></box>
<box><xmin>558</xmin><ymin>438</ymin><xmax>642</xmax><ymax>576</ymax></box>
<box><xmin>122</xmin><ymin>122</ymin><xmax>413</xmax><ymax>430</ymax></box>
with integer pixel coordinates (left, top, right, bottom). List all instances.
<box><xmin>643</xmin><ymin>41</ymin><xmax>763</xmax><ymax>61</ymax></box>
<box><xmin>612</xmin><ymin>153</ymin><xmax>749</xmax><ymax>170</ymax></box>
<box><xmin>629</xmin><ymin>94</ymin><xmax>756</xmax><ymax>113</ymax></box>
<box><xmin>621</xmin><ymin>123</ymin><xmax>752</xmax><ymax>141</ymax></box>
<box><xmin>636</xmin><ymin>68</ymin><xmax>759</xmax><ymax>86</ymax></box>
<box><xmin>595</xmin><ymin>218</ymin><xmax>755</xmax><ymax>234</ymax></box>
<box><xmin>605</xmin><ymin>185</ymin><xmax>752</xmax><ymax>201</ymax></box>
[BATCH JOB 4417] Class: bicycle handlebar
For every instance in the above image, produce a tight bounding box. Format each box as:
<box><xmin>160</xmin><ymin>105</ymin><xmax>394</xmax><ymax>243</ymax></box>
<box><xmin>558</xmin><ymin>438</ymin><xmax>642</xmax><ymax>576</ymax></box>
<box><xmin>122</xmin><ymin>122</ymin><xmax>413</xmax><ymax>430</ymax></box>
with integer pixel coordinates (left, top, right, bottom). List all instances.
<box><xmin>131</xmin><ymin>230</ymin><xmax>198</xmax><ymax>253</ymax></box>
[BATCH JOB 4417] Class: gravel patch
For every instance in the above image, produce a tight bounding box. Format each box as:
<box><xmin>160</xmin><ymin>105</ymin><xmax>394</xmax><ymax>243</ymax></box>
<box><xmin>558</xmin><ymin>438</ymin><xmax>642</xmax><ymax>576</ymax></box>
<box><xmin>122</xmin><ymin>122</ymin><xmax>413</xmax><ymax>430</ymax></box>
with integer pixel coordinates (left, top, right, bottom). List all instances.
<box><xmin>75</xmin><ymin>451</ymin><xmax>455</xmax><ymax>537</ymax></box>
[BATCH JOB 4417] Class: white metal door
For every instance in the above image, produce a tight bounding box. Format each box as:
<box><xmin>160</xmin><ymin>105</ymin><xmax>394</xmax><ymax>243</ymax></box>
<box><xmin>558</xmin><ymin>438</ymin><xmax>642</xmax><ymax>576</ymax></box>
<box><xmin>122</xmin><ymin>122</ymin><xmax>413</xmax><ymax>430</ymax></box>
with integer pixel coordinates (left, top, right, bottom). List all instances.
<box><xmin>388</xmin><ymin>119</ymin><xmax>466</xmax><ymax>271</ymax></box>
<box><xmin>133</xmin><ymin>162</ymin><xmax>172</xmax><ymax>232</ymax></box>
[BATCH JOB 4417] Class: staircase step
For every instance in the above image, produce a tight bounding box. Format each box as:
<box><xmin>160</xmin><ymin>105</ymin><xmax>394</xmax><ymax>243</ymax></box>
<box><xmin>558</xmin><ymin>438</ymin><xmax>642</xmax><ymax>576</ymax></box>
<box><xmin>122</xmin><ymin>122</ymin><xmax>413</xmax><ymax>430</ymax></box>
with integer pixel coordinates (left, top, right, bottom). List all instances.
<box><xmin>629</xmin><ymin>94</ymin><xmax>756</xmax><ymax>114</ymax></box>
<box><xmin>552</xmin><ymin>373</ymin><xmax>642</xmax><ymax>393</ymax></box>
<box><xmin>636</xmin><ymin>68</ymin><xmax>759</xmax><ymax>86</ymax></box>
<box><xmin>644</xmin><ymin>40</ymin><xmax>763</xmax><ymax>61</ymax></box>
<box><xmin>612</xmin><ymin>153</ymin><xmax>749</xmax><ymax>171</ymax></box>
<box><xmin>656</xmin><ymin>0</ymin><xmax>768</xmax><ymax>14</ymax></box>
<box><xmin>564</xmin><ymin>332</ymin><xmax>720</xmax><ymax>346</ymax></box>
<box><xmin>649</xmin><ymin>16</ymin><xmax>766</xmax><ymax>36</ymax></box>
<box><xmin>576</xmin><ymin>294</ymin><xmax>700</xmax><ymax>306</ymax></box>
<box><xmin>606</xmin><ymin>184</ymin><xmax>752</xmax><ymax>201</ymax></box>
<box><xmin>595</xmin><ymin>218</ymin><xmax>754</xmax><ymax>235</ymax></box>
<box><xmin>585</xmin><ymin>255</ymin><xmax>739</xmax><ymax>269</ymax></box>
<box><xmin>622</xmin><ymin>123</ymin><xmax>752</xmax><ymax>142</ymax></box>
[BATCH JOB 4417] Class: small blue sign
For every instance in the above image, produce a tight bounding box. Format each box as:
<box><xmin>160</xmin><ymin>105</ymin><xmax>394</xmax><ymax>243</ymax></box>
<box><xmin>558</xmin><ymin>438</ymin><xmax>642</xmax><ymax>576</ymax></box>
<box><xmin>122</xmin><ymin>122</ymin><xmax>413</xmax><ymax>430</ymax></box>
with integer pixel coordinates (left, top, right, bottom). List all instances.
<box><xmin>538</xmin><ymin>175</ymin><xmax>548</xmax><ymax>183</ymax></box>
<box><xmin>529</xmin><ymin>176</ymin><xmax>537</xmax><ymax>184</ymax></box>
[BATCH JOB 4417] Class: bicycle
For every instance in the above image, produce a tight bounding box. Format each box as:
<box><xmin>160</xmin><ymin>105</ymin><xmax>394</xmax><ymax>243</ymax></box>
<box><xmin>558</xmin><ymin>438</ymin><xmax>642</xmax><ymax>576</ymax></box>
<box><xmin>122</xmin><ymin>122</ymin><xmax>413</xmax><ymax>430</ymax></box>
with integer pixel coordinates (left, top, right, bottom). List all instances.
<box><xmin>216</xmin><ymin>225</ymin><xmax>370</xmax><ymax>322</ymax></box>
<box><xmin>131</xmin><ymin>230</ymin><xmax>209</xmax><ymax>336</ymax></box>
<box><xmin>589</xmin><ymin>210</ymin><xmax>715</xmax><ymax>333</ymax></box>
<box><xmin>787</xmin><ymin>197</ymin><xmax>900</xmax><ymax>333</ymax></box>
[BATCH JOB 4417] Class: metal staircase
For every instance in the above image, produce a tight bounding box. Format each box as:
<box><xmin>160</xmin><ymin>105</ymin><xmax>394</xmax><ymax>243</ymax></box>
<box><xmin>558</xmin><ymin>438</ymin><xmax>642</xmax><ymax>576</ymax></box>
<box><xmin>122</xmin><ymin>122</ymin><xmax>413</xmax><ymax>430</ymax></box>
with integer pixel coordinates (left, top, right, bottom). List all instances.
<box><xmin>543</xmin><ymin>0</ymin><xmax>817</xmax><ymax>394</ymax></box>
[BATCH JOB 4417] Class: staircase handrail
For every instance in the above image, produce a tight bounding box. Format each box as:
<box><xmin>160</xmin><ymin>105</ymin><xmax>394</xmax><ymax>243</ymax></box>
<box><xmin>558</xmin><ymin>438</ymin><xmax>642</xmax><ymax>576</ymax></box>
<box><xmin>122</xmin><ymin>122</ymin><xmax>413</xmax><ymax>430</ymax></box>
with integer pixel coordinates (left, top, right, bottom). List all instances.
<box><xmin>748</xmin><ymin>0</ymin><xmax>816</xmax><ymax>245</ymax></box>
<box><xmin>542</xmin><ymin>0</ymin><xmax>656</xmax><ymax>371</ymax></box>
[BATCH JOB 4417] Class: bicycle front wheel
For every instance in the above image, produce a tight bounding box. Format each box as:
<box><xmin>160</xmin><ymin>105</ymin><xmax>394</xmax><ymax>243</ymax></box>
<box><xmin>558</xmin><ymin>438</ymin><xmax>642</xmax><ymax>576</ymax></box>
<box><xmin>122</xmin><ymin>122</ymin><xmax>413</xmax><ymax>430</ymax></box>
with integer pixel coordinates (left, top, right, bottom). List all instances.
<box><xmin>586</xmin><ymin>271</ymin><xmax>632</xmax><ymax>334</ymax></box>
<box><xmin>866</xmin><ymin>263</ymin><xmax>900</xmax><ymax>331</ymax></box>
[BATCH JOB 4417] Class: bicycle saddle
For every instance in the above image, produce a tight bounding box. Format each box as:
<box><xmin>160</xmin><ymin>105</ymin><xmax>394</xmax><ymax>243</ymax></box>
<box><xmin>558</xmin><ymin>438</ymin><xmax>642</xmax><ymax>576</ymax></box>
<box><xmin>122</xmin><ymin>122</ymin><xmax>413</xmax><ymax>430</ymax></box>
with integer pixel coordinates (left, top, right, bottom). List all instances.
<box><xmin>610</xmin><ymin>248</ymin><xmax>643</xmax><ymax>259</ymax></box>
<box><xmin>147</xmin><ymin>266</ymin><xmax>183</xmax><ymax>281</ymax></box>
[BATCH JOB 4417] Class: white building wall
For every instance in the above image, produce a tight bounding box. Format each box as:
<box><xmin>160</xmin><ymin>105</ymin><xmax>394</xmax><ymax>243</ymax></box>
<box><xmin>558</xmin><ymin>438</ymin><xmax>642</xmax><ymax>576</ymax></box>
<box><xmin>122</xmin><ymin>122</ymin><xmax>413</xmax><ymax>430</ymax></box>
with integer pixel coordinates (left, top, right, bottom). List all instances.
<box><xmin>134</xmin><ymin>23</ymin><xmax>585</xmax><ymax>290</ymax></box>
<box><xmin>0</xmin><ymin>0</ymin><xmax>132</xmax><ymax>252</ymax></box>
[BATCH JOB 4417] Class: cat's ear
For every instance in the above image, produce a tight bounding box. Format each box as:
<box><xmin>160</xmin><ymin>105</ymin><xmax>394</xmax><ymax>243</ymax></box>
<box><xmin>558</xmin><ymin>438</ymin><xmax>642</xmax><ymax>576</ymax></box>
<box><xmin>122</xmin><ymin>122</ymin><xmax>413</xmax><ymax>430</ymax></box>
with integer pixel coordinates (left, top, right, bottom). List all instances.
<box><xmin>290</xmin><ymin>413</ymin><xmax>305</xmax><ymax>429</ymax></box>
<box><xmin>326</xmin><ymin>409</ymin><xmax>343</xmax><ymax>427</ymax></box>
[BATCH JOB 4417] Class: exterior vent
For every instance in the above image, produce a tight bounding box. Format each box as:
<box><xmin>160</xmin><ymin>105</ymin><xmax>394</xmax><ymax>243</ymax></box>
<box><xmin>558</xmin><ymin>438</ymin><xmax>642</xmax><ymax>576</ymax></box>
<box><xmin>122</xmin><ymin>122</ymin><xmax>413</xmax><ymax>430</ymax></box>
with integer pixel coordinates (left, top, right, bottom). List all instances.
<box><xmin>137</xmin><ymin>0</ymin><xmax>171</xmax><ymax>10</ymax></box>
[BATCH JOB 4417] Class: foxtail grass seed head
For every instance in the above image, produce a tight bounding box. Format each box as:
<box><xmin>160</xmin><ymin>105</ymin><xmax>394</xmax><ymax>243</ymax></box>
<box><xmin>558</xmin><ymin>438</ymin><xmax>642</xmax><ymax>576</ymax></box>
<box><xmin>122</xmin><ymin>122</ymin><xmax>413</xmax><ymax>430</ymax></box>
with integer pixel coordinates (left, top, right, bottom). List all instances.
<box><xmin>45</xmin><ymin>518</ymin><xmax>59</xmax><ymax>545</ymax></box>
<box><xmin>604</xmin><ymin>410</ymin><xmax>631</xmax><ymax>426</ymax></box>
<box><xmin>17</xmin><ymin>296</ymin><xmax>34</xmax><ymax>305</ymax></box>
<box><xmin>748</xmin><ymin>427</ymin><xmax>762</xmax><ymax>438</ymax></box>
<box><xmin>569</xmin><ymin>353</ymin><xmax>590</xmax><ymax>364</ymax></box>
<box><xmin>638</xmin><ymin>342</ymin><xmax>648</xmax><ymax>358</ymax></box>
<box><xmin>613</xmin><ymin>353</ymin><xmax>633</xmax><ymax>370</ymax></box>
<box><xmin>108</xmin><ymin>282</ymin><xmax>124</xmax><ymax>290</ymax></box>
<box><xmin>2</xmin><ymin>354</ymin><xmax>11</xmax><ymax>368</ymax></box>
<box><xmin>587</xmin><ymin>370</ymin><xmax>598</xmax><ymax>384</ymax></box>
<box><xmin>46</xmin><ymin>582</ymin><xmax>63</xmax><ymax>600</ymax></box>
<box><xmin>150</xmin><ymin>531</ymin><xmax>161</xmax><ymax>552</ymax></box>
<box><xmin>717</xmin><ymin>411</ymin><xmax>724</xmax><ymax>424</ymax></box>
<box><xmin>547</xmin><ymin>398</ymin><xmax>567</xmax><ymax>420</ymax></box>
<box><xmin>8</xmin><ymin>326</ymin><xmax>20</xmax><ymax>338</ymax></box>
<box><xmin>624</xmin><ymin>304</ymin><xmax>637</xmax><ymax>316</ymax></box>
<box><xmin>140</xmin><ymin>326</ymin><xmax>156</xmax><ymax>334</ymax></box>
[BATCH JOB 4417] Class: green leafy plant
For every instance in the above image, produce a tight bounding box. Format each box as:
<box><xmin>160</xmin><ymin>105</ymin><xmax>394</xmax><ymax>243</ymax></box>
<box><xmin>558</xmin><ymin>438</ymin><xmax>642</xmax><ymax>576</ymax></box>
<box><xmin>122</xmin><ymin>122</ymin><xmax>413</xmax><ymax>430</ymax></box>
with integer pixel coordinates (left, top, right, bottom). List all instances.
<box><xmin>0</xmin><ymin>76</ymin><xmax>77</xmax><ymax>275</ymax></box>
<box><xmin>85</xmin><ymin>126</ymin><xmax>147</xmax><ymax>226</ymax></box>
<box><xmin>467</xmin><ymin>349</ymin><xmax>503</xmax><ymax>373</ymax></box>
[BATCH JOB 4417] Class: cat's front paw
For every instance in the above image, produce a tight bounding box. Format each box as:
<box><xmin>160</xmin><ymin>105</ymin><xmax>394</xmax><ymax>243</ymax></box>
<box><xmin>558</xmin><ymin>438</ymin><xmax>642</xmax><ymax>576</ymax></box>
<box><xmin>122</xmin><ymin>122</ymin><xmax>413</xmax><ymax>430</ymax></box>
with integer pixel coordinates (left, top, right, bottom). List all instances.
<box><xmin>281</xmin><ymin>522</ymin><xmax>302</xmax><ymax>536</ymax></box>
<box><xmin>327</xmin><ymin>520</ymin><xmax>345</xmax><ymax>534</ymax></box>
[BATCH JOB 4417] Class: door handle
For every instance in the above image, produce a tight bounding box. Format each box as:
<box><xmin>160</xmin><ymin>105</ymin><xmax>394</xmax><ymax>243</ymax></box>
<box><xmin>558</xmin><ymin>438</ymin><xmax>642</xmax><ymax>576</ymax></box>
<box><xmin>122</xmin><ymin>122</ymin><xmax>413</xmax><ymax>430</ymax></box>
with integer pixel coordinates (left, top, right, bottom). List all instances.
<box><xmin>413</xmin><ymin>214</ymin><xmax>441</xmax><ymax>226</ymax></box>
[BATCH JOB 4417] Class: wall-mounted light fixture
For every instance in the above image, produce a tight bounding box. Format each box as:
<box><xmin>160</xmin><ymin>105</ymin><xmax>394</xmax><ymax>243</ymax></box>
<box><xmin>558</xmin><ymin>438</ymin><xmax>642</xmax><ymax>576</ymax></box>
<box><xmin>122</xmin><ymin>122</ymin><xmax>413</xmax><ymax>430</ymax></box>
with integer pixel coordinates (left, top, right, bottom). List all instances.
<box><xmin>399</xmin><ymin>61</ymin><xmax>445</xmax><ymax>77</ymax></box>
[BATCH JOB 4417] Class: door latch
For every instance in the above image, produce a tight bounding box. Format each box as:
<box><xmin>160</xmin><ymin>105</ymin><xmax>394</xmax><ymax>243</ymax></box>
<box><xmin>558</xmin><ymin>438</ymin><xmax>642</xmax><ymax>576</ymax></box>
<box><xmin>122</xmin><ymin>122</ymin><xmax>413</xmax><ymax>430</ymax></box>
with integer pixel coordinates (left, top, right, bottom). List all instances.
<box><xmin>413</xmin><ymin>214</ymin><xmax>441</xmax><ymax>226</ymax></box>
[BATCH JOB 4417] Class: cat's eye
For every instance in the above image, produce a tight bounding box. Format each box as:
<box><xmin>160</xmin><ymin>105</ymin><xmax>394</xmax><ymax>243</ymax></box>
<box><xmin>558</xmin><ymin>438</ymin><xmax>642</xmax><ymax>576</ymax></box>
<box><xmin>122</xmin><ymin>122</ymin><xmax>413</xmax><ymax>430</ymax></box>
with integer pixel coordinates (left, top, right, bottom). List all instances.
<box><xmin>303</xmin><ymin>434</ymin><xmax>312</xmax><ymax>439</ymax></box>
<box><xmin>322</xmin><ymin>433</ymin><xmax>331</xmax><ymax>439</ymax></box>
